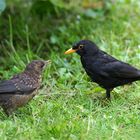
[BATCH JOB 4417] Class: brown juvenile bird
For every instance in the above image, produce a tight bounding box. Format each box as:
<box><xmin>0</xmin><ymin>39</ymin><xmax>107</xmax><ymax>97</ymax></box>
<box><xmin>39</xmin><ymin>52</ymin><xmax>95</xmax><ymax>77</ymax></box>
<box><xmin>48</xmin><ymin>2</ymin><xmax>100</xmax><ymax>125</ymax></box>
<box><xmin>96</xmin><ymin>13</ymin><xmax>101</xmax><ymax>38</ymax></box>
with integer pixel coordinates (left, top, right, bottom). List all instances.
<box><xmin>65</xmin><ymin>40</ymin><xmax>140</xmax><ymax>99</ymax></box>
<box><xmin>0</xmin><ymin>60</ymin><xmax>50</xmax><ymax>115</ymax></box>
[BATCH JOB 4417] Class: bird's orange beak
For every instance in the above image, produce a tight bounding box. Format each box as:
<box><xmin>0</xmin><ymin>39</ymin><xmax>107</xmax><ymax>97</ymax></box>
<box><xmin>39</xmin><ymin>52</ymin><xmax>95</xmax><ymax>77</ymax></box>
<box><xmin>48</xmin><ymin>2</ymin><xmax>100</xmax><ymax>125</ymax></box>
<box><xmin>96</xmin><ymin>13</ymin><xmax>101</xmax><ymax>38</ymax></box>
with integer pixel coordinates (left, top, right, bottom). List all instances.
<box><xmin>64</xmin><ymin>48</ymin><xmax>77</xmax><ymax>54</ymax></box>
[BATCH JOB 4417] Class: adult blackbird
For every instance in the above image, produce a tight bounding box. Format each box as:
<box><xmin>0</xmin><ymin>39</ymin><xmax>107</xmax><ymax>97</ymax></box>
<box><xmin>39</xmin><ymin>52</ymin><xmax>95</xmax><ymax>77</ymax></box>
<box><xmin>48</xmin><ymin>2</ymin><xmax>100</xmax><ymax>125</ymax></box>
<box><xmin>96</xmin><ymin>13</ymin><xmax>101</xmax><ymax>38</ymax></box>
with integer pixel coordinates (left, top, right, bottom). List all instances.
<box><xmin>0</xmin><ymin>60</ymin><xmax>51</xmax><ymax>115</ymax></box>
<box><xmin>65</xmin><ymin>40</ymin><xmax>140</xmax><ymax>99</ymax></box>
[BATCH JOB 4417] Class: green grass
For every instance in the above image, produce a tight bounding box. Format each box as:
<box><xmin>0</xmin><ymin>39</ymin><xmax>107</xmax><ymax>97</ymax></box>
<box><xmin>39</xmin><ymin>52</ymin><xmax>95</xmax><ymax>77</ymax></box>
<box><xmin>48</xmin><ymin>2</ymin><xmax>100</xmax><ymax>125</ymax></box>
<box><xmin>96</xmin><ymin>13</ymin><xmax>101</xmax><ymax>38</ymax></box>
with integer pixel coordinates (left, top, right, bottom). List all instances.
<box><xmin>0</xmin><ymin>0</ymin><xmax>140</xmax><ymax>139</ymax></box>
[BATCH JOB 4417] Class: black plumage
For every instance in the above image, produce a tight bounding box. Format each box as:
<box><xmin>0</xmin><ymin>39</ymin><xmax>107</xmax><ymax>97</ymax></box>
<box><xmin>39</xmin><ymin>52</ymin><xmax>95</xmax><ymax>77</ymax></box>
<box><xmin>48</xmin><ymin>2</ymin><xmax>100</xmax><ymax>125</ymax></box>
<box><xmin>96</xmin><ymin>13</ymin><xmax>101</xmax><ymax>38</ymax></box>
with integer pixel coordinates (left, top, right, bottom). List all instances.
<box><xmin>0</xmin><ymin>60</ymin><xmax>50</xmax><ymax>115</ymax></box>
<box><xmin>65</xmin><ymin>40</ymin><xmax>140</xmax><ymax>99</ymax></box>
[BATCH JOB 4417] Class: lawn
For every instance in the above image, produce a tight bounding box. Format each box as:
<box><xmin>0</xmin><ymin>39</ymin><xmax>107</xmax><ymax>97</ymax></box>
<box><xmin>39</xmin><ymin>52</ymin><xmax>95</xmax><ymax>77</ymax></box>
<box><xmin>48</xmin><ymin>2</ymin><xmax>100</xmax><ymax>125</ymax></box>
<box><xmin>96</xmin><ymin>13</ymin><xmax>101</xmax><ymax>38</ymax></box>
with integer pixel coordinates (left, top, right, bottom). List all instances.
<box><xmin>0</xmin><ymin>0</ymin><xmax>140</xmax><ymax>139</ymax></box>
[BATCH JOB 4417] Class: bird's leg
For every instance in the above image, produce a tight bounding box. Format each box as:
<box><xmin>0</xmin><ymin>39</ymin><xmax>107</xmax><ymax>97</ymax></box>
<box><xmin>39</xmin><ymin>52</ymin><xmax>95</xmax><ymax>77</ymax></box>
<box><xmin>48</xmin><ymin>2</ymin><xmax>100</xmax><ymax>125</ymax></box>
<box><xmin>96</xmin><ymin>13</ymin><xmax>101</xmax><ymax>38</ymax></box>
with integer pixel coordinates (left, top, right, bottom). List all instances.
<box><xmin>2</xmin><ymin>106</ymin><xmax>14</xmax><ymax>116</ymax></box>
<box><xmin>106</xmin><ymin>89</ymin><xmax>112</xmax><ymax>99</ymax></box>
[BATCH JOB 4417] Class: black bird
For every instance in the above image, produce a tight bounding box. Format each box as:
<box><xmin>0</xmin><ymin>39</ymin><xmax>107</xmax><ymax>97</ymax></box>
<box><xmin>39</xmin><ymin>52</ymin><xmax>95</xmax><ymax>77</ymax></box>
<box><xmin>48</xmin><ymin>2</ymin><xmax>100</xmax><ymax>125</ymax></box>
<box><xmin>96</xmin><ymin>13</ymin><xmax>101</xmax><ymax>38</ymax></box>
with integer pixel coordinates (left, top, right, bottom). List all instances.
<box><xmin>65</xmin><ymin>40</ymin><xmax>140</xmax><ymax>99</ymax></box>
<box><xmin>0</xmin><ymin>60</ymin><xmax>51</xmax><ymax>115</ymax></box>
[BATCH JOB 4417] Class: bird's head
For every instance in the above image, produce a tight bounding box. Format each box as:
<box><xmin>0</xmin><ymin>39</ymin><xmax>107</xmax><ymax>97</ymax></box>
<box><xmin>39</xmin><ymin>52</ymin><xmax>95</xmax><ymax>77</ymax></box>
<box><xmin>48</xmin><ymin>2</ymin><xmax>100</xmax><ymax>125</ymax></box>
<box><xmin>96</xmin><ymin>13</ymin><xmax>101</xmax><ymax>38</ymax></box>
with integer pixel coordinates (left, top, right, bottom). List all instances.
<box><xmin>65</xmin><ymin>40</ymin><xmax>99</xmax><ymax>56</ymax></box>
<box><xmin>25</xmin><ymin>60</ymin><xmax>51</xmax><ymax>74</ymax></box>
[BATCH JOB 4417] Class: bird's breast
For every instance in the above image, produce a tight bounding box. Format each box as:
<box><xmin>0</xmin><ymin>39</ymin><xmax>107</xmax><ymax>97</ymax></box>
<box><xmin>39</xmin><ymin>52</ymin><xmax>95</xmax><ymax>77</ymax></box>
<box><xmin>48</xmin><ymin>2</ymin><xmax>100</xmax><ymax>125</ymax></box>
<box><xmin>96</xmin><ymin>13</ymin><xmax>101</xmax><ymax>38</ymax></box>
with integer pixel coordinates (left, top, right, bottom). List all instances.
<box><xmin>80</xmin><ymin>56</ymin><xmax>109</xmax><ymax>88</ymax></box>
<box><xmin>11</xmin><ymin>90</ymin><xmax>38</xmax><ymax>108</ymax></box>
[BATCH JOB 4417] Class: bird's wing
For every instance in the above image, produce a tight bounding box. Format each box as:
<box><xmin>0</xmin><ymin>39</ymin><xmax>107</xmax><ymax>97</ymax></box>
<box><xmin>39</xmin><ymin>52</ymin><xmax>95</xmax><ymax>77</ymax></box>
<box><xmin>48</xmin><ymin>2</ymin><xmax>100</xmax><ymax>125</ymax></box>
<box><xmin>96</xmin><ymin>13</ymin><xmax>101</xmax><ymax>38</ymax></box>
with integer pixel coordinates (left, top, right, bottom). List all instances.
<box><xmin>100</xmin><ymin>61</ymin><xmax>140</xmax><ymax>79</ymax></box>
<box><xmin>0</xmin><ymin>80</ymin><xmax>36</xmax><ymax>94</ymax></box>
<box><xmin>0</xmin><ymin>80</ymin><xmax>17</xmax><ymax>93</ymax></box>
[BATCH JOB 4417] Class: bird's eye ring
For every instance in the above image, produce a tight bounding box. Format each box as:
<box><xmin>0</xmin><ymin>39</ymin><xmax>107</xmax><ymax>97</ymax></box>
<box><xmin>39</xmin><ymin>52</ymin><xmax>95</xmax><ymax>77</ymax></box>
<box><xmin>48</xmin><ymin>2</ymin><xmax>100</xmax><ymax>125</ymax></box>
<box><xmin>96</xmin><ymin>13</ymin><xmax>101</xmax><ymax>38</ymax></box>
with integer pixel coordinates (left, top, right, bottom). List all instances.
<box><xmin>79</xmin><ymin>45</ymin><xmax>84</xmax><ymax>49</ymax></box>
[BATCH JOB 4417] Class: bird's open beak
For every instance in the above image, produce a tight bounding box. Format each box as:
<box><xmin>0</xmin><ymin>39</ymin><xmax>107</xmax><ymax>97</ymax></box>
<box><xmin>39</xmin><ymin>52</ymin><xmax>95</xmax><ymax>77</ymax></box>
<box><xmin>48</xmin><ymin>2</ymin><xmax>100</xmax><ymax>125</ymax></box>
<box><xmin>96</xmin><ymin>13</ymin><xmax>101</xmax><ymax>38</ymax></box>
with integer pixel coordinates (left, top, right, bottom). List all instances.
<box><xmin>64</xmin><ymin>48</ymin><xmax>77</xmax><ymax>54</ymax></box>
<box><xmin>45</xmin><ymin>60</ymin><xmax>51</xmax><ymax>65</ymax></box>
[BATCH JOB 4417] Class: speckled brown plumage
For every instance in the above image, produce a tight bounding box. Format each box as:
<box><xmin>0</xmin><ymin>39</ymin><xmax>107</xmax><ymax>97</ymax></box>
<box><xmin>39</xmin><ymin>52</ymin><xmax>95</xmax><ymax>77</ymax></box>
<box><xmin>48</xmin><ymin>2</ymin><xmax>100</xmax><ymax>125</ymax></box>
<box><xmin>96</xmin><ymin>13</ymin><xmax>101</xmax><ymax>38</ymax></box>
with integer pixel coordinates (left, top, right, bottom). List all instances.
<box><xmin>0</xmin><ymin>60</ymin><xmax>50</xmax><ymax>116</ymax></box>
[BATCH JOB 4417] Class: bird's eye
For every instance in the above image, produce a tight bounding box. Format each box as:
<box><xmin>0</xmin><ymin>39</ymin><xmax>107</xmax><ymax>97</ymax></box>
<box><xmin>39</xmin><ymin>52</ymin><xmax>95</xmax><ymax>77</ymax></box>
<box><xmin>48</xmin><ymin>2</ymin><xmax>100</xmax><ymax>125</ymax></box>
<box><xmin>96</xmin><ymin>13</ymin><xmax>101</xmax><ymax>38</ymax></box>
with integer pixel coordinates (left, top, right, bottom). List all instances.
<box><xmin>79</xmin><ymin>45</ymin><xmax>84</xmax><ymax>49</ymax></box>
<box><xmin>40</xmin><ymin>63</ymin><xmax>45</xmax><ymax>68</ymax></box>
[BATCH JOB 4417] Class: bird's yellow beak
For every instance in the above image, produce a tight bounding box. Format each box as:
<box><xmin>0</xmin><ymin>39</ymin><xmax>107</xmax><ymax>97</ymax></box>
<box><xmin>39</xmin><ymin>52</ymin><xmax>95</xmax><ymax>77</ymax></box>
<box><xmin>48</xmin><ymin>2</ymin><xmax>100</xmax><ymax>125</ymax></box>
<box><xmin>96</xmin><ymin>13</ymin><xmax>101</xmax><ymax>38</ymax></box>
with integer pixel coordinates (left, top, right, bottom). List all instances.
<box><xmin>45</xmin><ymin>60</ymin><xmax>51</xmax><ymax>64</ymax></box>
<box><xmin>64</xmin><ymin>48</ymin><xmax>77</xmax><ymax>54</ymax></box>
